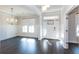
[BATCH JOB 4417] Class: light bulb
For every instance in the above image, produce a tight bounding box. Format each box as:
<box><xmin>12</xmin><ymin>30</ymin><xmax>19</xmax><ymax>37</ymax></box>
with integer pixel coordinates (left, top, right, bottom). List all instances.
<box><xmin>42</xmin><ymin>5</ymin><xmax>50</xmax><ymax>11</ymax></box>
<box><xmin>6</xmin><ymin>18</ymin><xmax>9</xmax><ymax>22</ymax></box>
<box><xmin>15</xmin><ymin>19</ymin><xmax>17</xmax><ymax>23</ymax></box>
<box><xmin>10</xmin><ymin>18</ymin><xmax>14</xmax><ymax>23</ymax></box>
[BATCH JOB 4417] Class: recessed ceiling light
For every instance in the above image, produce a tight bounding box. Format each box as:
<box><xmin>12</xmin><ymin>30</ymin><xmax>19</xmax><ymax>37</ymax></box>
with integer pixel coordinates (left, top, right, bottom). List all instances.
<box><xmin>42</xmin><ymin>5</ymin><xmax>50</xmax><ymax>12</ymax></box>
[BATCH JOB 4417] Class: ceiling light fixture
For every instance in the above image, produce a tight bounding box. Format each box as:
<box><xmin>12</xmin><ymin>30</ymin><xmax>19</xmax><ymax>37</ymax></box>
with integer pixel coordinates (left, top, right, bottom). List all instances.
<box><xmin>42</xmin><ymin>5</ymin><xmax>50</xmax><ymax>12</ymax></box>
<box><xmin>6</xmin><ymin>8</ymin><xmax>18</xmax><ymax>25</ymax></box>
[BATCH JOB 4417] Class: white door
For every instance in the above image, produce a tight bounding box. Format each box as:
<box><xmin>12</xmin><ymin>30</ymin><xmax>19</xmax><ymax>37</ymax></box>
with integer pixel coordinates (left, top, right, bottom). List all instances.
<box><xmin>43</xmin><ymin>19</ymin><xmax>59</xmax><ymax>39</ymax></box>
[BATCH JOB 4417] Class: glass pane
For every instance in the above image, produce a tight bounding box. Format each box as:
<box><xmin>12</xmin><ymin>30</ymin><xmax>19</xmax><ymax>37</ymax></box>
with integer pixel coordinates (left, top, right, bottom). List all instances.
<box><xmin>22</xmin><ymin>25</ymin><xmax>27</xmax><ymax>32</ymax></box>
<box><xmin>29</xmin><ymin>25</ymin><xmax>34</xmax><ymax>33</ymax></box>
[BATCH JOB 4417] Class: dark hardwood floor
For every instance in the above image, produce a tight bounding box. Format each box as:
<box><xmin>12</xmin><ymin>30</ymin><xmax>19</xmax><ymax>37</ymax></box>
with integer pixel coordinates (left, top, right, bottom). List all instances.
<box><xmin>0</xmin><ymin>36</ymin><xmax>79</xmax><ymax>54</ymax></box>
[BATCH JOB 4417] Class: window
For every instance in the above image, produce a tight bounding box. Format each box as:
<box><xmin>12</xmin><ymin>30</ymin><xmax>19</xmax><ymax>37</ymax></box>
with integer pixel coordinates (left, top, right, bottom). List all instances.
<box><xmin>22</xmin><ymin>18</ymin><xmax>35</xmax><ymax>33</ymax></box>
<box><xmin>76</xmin><ymin>25</ymin><xmax>79</xmax><ymax>36</ymax></box>
<box><xmin>43</xmin><ymin>16</ymin><xmax>59</xmax><ymax>20</ymax></box>
<box><xmin>22</xmin><ymin>25</ymin><xmax>27</xmax><ymax>32</ymax></box>
<box><xmin>29</xmin><ymin>25</ymin><xmax>34</xmax><ymax>33</ymax></box>
<box><xmin>76</xmin><ymin>15</ymin><xmax>79</xmax><ymax>36</ymax></box>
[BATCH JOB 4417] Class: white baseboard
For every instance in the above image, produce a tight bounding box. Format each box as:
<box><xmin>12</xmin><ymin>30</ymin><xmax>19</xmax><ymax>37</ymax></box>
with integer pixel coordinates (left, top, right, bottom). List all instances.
<box><xmin>67</xmin><ymin>41</ymin><xmax>79</xmax><ymax>44</ymax></box>
<box><xmin>0</xmin><ymin>36</ymin><xmax>17</xmax><ymax>41</ymax></box>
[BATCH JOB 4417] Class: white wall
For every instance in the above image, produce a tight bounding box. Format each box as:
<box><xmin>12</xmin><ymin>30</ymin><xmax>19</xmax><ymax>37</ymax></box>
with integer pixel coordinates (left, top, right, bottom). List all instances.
<box><xmin>63</xmin><ymin>5</ymin><xmax>78</xmax><ymax>48</ymax></box>
<box><xmin>0</xmin><ymin>12</ymin><xmax>17</xmax><ymax>41</ymax></box>
<box><xmin>42</xmin><ymin>11</ymin><xmax>61</xmax><ymax>39</ymax></box>
<box><xmin>17</xmin><ymin>16</ymin><xmax>39</xmax><ymax>38</ymax></box>
<box><xmin>0</xmin><ymin>13</ymin><xmax>39</xmax><ymax>41</ymax></box>
<box><xmin>68</xmin><ymin>6</ymin><xmax>79</xmax><ymax>43</ymax></box>
<box><xmin>59</xmin><ymin>7</ymin><xmax>70</xmax><ymax>48</ymax></box>
<box><xmin>76</xmin><ymin>14</ymin><xmax>79</xmax><ymax>43</ymax></box>
<box><xmin>39</xmin><ymin>14</ymin><xmax>43</xmax><ymax>40</ymax></box>
<box><xmin>68</xmin><ymin>12</ymin><xmax>76</xmax><ymax>43</ymax></box>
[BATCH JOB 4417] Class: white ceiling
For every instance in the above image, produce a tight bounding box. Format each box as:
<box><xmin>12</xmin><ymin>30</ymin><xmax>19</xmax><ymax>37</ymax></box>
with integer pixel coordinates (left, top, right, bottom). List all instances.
<box><xmin>36</xmin><ymin>5</ymin><xmax>69</xmax><ymax>13</ymax></box>
<box><xmin>0</xmin><ymin>5</ymin><xmax>71</xmax><ymax>17</ymax></box>
<box><xmin>0</xmin><ymin>5</ymin><xmax>39</xmax><ymax>16</ymax></box>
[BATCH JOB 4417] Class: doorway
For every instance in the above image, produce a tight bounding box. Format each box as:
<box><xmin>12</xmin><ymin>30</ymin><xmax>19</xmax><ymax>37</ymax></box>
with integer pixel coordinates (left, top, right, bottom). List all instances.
<box><xmin>42</xmin><ymin>16</ymin><xmax>60</xmax><ymax>40</ymax></box>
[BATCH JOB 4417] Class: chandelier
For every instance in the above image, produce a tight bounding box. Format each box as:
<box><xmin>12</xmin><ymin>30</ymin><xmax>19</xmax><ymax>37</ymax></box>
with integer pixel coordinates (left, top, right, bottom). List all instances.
<box><xmin>6</xmin><ymin>8</ymin><xmax>17</xmax><ymax>25</ymax></box>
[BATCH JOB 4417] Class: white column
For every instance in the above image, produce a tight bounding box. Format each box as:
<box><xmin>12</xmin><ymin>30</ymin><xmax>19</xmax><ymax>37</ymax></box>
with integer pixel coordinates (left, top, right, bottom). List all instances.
<box><xmin>60</xmin><ymin>8</ymin><xmax>69</xmax><ymax>49</ymax></box>
<box><xmin>63</xmin><ymin>15</ymin><xmax>69</xmax><ymax>49</ymax></box>
<box><xmin>38</xmin><ymin>13</ymin><xmax>43</xmax><ymax>40</ymax></box>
